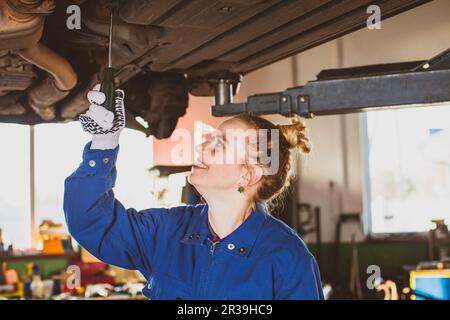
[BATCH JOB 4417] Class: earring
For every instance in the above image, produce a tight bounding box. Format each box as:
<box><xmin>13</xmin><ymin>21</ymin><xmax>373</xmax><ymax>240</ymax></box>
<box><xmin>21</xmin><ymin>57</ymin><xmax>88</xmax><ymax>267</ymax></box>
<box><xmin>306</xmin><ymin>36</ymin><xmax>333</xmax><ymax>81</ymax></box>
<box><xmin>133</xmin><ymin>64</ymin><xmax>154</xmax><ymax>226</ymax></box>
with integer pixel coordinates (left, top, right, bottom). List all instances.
<box><xmin>237</xmin><ymin>186</ymin><xmax>245</xmax><ymax>193</ymax></box>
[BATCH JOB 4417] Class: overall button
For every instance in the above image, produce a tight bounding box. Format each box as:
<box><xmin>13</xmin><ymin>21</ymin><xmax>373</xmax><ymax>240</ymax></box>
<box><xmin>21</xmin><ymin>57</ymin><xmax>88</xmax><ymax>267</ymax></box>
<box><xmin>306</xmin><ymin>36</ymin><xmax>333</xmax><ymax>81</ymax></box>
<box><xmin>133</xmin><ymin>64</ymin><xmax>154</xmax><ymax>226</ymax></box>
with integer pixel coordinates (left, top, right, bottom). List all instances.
<box><xmin>238</xmin><ymin>247</ymin><xmax>246</xmax><ymax>254</ymax></box>
<box><xmin>102</xmin><ymin>157</ymin><xmax>109</xmax><ymax>164</ymax></box>
<box><xmin>88</xmin><ymin>160</ymin><xmax>96</xmax><ymax>167</ymax></box>
<box><xmin>227</xmin><ymin>243</ymin><xmax>235</xmax><ymax>250</ymax></box>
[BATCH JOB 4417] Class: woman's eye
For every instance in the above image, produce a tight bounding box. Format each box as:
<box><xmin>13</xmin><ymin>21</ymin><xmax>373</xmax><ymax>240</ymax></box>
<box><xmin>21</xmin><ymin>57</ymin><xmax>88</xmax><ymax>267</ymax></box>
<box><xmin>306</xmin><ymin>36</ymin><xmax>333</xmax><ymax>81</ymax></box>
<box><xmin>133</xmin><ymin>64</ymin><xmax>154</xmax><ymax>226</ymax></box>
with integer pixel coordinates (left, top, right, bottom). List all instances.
<box><xmin>214</xmin><ymin>137</ymin><xmax>225</xmax><ymax>149</ymax></box>
<box><xmin>201</xmin><ymin>133</ymin><xmax>212</xmax><ymax>143</ymax></box>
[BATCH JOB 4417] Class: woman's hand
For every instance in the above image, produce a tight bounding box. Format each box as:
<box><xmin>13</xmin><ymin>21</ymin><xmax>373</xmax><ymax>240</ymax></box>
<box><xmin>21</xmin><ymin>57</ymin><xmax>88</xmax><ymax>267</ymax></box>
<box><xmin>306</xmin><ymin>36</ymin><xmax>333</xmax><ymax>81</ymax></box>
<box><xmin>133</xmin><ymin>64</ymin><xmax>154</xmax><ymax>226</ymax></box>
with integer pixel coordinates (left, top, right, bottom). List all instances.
<box><xmin>79</xmin><ymin>84</ymin><xmax>125</xmax><ymax>150</ymax></box>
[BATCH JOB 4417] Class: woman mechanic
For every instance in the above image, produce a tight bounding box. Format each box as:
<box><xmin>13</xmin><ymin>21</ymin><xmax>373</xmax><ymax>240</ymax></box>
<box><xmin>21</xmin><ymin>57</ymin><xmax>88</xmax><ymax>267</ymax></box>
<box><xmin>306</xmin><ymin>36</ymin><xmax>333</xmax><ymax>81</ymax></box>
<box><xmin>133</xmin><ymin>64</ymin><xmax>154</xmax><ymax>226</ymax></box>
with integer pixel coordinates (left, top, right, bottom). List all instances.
<box><xmin>63</xmin><ymin>85</ymin><xmax>324</xmax><ymax>300</ymax></box>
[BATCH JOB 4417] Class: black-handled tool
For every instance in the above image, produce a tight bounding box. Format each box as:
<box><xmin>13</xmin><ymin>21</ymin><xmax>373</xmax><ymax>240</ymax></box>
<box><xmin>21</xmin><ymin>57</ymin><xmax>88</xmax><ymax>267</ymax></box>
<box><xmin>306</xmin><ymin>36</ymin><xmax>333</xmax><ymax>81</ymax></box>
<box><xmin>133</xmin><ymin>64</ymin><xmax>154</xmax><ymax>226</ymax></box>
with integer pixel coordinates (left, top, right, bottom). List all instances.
<box><xmin>100</xmin><ymin>11</ymin><xmax>115</xmax><ymax>111</ymax></box>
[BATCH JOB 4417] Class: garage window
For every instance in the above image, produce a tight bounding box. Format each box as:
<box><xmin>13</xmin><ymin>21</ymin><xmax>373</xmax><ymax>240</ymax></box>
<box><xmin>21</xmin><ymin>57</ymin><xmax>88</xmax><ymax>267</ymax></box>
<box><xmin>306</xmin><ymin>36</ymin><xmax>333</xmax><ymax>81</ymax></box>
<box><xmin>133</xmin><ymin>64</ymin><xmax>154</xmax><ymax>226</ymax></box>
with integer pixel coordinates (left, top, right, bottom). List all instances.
<box><xmin>0</xmin><ymin>122</ymin><xmax>154</xmax><ymax>249</ymax></box>
<box><xmin>0</xmin><ymin>124</ymin><xmax>31</xmax><ymax>249</ymax></box>
<box><xmin>362</xmin><ymin>105</ymin><xmax>450</xmax><ymax>235</ymax></box>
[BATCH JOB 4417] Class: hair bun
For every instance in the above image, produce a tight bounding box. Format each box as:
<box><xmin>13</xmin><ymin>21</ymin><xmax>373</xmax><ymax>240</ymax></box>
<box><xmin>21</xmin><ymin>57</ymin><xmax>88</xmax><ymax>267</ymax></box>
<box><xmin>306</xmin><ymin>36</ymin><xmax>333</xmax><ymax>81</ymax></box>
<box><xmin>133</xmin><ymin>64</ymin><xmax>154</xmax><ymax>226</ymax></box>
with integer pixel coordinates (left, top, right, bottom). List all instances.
<box><xmin>277</xmin><ymin>119</ymin><xmax>311</xmax><ymax>154</ymax></box>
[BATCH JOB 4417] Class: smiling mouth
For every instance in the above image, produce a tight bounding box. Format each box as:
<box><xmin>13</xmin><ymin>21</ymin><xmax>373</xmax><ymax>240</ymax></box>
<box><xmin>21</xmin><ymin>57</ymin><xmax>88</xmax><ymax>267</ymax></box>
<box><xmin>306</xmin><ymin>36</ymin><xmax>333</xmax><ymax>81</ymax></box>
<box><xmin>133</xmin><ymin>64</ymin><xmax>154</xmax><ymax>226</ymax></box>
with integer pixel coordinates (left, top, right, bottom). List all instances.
<box><xmin>192</xmin><ymin>159</ymin><xmax>209</xmax><ymax>170</ymax></box>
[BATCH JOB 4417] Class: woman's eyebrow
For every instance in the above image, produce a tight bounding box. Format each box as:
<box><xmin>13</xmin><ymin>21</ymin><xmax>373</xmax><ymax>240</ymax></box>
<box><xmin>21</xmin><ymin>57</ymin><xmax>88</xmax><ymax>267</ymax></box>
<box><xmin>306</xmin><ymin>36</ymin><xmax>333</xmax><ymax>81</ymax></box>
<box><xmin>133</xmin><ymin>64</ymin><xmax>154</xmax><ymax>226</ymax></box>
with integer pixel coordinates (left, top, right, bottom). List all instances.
<box><xmin>211</xmin><ymin>130</ymin><xmax>224</xmax><ymax>140</ymax></box>
<box><xmin>201</xmin><ymin>132</ymin><xmax>215</xmax><ymax>142</ymax></box>
<box><xmin>213</xmin><ymin>131</ymin><xmax>228</xmax><ymax>148</ymax></box>
<box><xmin>221</xmin><ymin>132</ymin><xmax>231</xmax><ymax>146</ymax></box>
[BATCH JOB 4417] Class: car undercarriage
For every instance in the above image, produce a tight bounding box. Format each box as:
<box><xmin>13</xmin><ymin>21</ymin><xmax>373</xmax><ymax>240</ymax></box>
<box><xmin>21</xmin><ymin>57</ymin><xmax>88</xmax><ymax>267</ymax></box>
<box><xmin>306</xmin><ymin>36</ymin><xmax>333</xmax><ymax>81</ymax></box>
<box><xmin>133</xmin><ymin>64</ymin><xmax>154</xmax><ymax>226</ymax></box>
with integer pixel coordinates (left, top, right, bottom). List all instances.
<box><xmin>0</xmin><ymin>0</ymin><xmax>432</xmax><ymax>138</ymax></box>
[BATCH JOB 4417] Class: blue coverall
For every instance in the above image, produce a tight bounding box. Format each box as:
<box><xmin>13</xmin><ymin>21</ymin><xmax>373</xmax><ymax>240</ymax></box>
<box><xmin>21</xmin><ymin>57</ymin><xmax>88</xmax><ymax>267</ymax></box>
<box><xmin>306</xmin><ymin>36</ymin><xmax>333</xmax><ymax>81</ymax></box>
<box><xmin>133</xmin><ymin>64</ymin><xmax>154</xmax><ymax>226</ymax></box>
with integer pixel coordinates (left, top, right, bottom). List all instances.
<box><xmin>63</xmin><ymin>143</ymin><xmax>324</xmax><ymax>300</ymax></box>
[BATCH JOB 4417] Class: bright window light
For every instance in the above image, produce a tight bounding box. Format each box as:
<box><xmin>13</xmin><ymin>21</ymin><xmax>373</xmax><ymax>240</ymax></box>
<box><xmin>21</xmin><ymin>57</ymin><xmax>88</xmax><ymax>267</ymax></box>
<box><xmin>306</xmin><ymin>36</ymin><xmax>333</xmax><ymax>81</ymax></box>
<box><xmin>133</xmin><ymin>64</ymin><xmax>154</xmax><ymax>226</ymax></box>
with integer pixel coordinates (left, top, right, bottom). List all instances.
<box><xmin>364</xmin><ymin>105</ymin><xmax>450</xmax><ymax>234</ymax></box>
<box><xmin>0</xmin><ymin>124</ymin><xmax>31</xmax><ymax>249</ymax></box>
<box><xmin>0</xmin><ymin>121</ymin><xmax>154</xmax><ymax>249</ymax></box>
<box><xmin>115</xmin><ymin>127</ymin><xmax>154</xmax><ymax>210</ymax></box>
<box><xmin>35</xmin><ymin>122</ymin><xmax>90</xmax><ymax>234</ymax></box>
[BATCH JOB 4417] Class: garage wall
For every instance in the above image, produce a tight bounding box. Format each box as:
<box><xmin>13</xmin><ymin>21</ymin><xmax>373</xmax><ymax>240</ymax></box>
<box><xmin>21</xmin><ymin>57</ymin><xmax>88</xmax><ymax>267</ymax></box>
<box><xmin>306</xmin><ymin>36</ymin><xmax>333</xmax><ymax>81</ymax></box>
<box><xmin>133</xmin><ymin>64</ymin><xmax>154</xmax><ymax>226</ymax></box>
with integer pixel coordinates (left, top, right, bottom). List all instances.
<box><xmin>234</xmin><ymin>0</ymin><xmax>450</xmax><ymax>242</ymax></box>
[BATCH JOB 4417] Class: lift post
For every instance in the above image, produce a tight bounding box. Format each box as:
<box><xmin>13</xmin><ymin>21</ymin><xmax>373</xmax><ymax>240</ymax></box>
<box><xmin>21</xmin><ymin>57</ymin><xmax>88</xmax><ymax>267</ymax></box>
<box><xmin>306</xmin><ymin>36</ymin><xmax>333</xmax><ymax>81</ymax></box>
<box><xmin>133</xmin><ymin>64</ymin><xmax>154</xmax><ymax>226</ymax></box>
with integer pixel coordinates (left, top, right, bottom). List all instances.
<box><xmin>212</xmin><ymin>49</ymin><xmax>450</xmax><ymax>118</ymax></box>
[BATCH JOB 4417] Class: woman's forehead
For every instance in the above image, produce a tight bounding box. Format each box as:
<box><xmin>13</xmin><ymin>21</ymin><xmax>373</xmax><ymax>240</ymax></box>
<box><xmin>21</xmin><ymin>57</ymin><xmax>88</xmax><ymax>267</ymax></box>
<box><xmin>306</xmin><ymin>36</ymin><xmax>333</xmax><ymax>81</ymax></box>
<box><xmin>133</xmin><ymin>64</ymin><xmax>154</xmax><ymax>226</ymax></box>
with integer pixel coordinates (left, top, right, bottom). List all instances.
<box><xmin>217</xmin><ymin>118</ymin><xmax>250</xmax><ymax>133</ymax></box>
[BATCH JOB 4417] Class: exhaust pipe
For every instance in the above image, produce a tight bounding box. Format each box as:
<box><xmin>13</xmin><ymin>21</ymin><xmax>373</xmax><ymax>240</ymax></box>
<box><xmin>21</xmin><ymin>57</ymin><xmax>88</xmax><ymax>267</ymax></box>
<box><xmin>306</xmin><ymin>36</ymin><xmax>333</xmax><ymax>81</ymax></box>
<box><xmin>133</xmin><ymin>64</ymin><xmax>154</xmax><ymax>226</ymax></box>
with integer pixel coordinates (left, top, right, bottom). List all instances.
<box><xmin>17</xmin><ymin>42</ymin><xmax>78</xmax><ymax>120</ymax></box>
<box><xmin>19</xmin><ymin>43</ymin><xmax>77</xmax><ymax>91</ymax></box>
<box><xmin>0</xmin><ymin>0</ymin><xmax>77</xmax><ymax>121</ymax></box>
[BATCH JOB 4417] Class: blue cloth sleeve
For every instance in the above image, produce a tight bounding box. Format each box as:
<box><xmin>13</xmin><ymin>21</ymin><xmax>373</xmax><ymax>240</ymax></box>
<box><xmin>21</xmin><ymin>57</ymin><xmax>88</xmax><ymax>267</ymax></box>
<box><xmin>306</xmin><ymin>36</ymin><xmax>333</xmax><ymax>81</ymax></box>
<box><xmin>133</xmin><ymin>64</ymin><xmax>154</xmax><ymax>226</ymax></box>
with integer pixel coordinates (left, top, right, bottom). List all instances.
<box><xmin>274</xmin><ymin>247</ymin><xmax>325</xmax><ymax>300</ymax></box>
<box><xmin>63</xmin><ymin>143</ymin><xmax>168</xmax><ymax>277</ymax></box>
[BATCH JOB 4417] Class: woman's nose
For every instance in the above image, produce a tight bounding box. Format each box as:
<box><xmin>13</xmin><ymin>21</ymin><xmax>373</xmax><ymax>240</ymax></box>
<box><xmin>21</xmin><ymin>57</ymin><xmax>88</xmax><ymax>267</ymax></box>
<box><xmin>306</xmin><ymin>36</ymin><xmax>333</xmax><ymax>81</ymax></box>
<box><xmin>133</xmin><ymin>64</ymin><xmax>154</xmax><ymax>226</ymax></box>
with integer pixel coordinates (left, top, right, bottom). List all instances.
<box><xmin>195</xmin><ymin>142</ymin><xmax>204</xmax><ymax>154</ymax></box>
<box><xmin>195</xmin><ymin>142</ymin><xmax>208</xmax><ymax>162</ymax></box>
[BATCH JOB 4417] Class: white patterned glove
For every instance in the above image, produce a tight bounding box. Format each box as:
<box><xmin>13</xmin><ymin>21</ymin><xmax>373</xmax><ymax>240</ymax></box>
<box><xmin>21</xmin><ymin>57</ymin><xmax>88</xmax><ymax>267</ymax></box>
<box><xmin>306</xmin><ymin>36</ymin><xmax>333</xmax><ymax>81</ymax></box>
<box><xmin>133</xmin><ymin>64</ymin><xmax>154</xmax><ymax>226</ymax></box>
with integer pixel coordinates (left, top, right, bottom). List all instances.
<box><xmin>79</xmin><ymin>84</ymin><xmax>125</xmax><ymax>150</ymax></box>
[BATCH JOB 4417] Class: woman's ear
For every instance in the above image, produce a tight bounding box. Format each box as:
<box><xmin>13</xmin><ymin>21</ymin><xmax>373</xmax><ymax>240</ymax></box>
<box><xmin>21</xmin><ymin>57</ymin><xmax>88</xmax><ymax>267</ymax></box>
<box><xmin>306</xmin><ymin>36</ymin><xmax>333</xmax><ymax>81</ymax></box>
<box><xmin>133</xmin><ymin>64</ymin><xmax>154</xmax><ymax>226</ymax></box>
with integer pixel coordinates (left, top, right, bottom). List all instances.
<box><xmin>241</xmin><ymin>164</ymin><xmax>264</xmax><ymax>187</ymax></box>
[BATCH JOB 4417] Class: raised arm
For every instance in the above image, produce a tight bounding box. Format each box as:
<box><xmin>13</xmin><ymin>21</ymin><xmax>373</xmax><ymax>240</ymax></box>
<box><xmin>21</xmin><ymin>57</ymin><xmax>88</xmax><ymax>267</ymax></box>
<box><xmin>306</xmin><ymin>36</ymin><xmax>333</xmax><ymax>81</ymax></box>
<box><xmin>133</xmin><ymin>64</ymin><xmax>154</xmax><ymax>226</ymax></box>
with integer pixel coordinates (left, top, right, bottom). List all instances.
<box><xmin>64</xmin><ymin>144</ymin><xmax>154</xmax><ymax>273</ymax></box>
<box><xmin>63</xmin><ymin>85</ymin><xmax>175</xmax><ymax>278</ymax></box>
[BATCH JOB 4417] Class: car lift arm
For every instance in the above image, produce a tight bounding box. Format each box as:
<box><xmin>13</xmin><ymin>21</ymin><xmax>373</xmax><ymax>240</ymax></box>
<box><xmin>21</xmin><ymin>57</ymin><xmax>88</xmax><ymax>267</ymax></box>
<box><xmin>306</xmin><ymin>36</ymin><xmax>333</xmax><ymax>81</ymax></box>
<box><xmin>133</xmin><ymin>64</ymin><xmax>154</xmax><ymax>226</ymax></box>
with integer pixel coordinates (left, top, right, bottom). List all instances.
<box><xmin>211</xmin><ymin>49</ymin><xmax>450</xmax><ymax>118</ymax></box>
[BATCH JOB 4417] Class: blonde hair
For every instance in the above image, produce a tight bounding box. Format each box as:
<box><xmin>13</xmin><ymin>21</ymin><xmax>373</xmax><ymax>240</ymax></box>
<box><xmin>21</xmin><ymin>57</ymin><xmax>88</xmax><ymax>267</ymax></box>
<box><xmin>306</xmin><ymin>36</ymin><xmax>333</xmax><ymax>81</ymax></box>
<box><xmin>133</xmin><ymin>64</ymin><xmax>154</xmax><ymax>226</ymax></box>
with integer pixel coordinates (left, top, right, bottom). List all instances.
<box><xmin>277</xmin><ymin>119</ymin><xmax>311</xmax><ymax>154</ymax></box>
<box><xmin>234</xmin><ymin>114</ymin><xmax>311</xmax><ymax>207</ymax></box>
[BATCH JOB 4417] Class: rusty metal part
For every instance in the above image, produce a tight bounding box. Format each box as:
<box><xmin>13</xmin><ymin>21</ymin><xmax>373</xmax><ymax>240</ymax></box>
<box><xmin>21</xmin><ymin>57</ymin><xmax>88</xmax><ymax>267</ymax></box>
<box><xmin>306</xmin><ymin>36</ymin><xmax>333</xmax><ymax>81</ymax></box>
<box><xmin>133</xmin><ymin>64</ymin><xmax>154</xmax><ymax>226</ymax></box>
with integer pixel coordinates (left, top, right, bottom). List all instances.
<box><xmin>61</xmin><ymin>2</ymin><xmax>164</xmax><ymax>118</ymax></box>
<box><xmin>56</xmin><ymin>0</ymin><xmax>161</xmax><ymax>120</ymax></box>
<box><xmin>18</xmin><ymin>43</ymin><xmax>77</xmax><ymax>91</ymax></box>
<box><xmin>0</xmin><ymin>0</ymin><xmax>50</xmax><ymax>50</ymax></box>
<box><xmin>0</xmin><ymin>0</ymin><xmax>75</xmax><ymax>120</ymax></box>
<box><xmin>0</xmin><ymin>50</ymin><xmax>36</xmax><ymax>96</ymax></box>
<box><xmin>60</xmin><ymin>74</ymin><xmax>100</xmax><ymax>119</ymax></box>
<box><xmin>16</xmin><ymin>43</ymin><xmax>78</xmax><ymax>120</ymax></box>
<box><xmin>0</xmin><ymin>91</ymin><xmax>26</xmax><ymax>115</ymax></box>
<box><xmin>27</xmin><ymin>76</ymin><xmax>69</xmax><ymax>120</ymax></box>
<box><xmin>5</xmin><ymin>0</ymin><xmax>55</xmax><ymax>15</ymax></box>
<box><xmin>79</xmin><ymin>1</ymin><xmax>162</xmax><ymax>69</ymax></box>
<box><xmin>0</xmin><ymin>50</ymin><xmax>34</xmax><ymax>116</ymax></box>
<box><xmin>60</xmin><ymin>44</ymin><xmax>158</xmax><ymax>119</ymax></box>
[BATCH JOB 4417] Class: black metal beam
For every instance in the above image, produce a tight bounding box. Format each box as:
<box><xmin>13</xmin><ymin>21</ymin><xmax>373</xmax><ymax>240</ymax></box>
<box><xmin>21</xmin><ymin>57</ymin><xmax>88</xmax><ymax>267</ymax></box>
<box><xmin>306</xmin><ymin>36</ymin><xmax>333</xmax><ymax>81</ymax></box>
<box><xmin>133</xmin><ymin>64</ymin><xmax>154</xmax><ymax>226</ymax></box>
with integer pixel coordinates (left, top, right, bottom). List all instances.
<box><xmin>212</xmin><ymin>49</ymin><xmax>450</xmax><ymax>118</ymax></box>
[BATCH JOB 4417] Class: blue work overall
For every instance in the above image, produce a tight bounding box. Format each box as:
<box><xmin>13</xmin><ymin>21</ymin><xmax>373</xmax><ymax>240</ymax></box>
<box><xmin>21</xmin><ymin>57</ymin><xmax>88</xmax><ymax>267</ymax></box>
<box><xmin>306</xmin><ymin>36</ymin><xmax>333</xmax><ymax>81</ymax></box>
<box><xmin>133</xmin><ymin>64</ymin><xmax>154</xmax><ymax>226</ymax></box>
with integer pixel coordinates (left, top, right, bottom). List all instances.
<box><xmin>63</xmin><ymin>143</ymin><xmax>324</xmax><ymax>300</ymax></box>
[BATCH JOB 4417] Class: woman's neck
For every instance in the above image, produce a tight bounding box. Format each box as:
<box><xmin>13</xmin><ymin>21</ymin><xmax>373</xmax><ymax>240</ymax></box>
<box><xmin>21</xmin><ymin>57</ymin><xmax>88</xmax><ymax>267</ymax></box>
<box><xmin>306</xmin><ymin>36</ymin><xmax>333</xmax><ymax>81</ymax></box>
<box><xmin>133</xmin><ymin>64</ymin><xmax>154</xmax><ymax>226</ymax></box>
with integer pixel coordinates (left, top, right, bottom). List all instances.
<box><xmin>203</xmin><ymin>192</ymin><xmax>253</xmax><ymax>239</ymax></box>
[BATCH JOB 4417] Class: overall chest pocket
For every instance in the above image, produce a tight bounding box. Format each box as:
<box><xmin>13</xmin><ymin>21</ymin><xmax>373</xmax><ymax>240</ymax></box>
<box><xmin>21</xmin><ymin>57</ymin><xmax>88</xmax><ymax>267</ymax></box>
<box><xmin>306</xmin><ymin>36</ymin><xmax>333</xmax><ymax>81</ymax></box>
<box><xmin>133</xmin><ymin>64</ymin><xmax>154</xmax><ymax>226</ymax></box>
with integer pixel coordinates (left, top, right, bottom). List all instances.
<box><xmin>143</xmin><ymin>271</ymin><xmax>193</xmax><ymax>300</ymax></box>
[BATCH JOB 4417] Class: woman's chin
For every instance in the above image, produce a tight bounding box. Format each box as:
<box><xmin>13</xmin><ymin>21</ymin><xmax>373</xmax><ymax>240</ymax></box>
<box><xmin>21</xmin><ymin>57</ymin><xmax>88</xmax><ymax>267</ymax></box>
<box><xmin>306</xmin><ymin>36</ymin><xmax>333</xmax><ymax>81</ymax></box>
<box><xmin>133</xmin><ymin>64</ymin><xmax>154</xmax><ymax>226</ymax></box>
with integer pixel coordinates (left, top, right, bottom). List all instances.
<box><xmin>189</xmin><ymin>165</ymin><xmax>207</xmax><ymax>179</ymax></box>
<box><xmin>187</xmin><ymin>170</ymin><xmax>205</xmax><ymax>186</ymax></box>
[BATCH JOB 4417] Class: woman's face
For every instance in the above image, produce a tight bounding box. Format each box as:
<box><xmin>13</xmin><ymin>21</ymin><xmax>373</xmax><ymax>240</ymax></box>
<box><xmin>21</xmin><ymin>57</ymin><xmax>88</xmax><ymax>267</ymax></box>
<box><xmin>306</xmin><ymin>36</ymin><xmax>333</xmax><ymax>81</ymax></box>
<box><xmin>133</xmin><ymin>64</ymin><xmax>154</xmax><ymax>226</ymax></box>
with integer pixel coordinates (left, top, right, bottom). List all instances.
<box><xmin>188</xmin><ymin>118</ymin><xmax>254</xmax><ymax>191</ymax></box>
